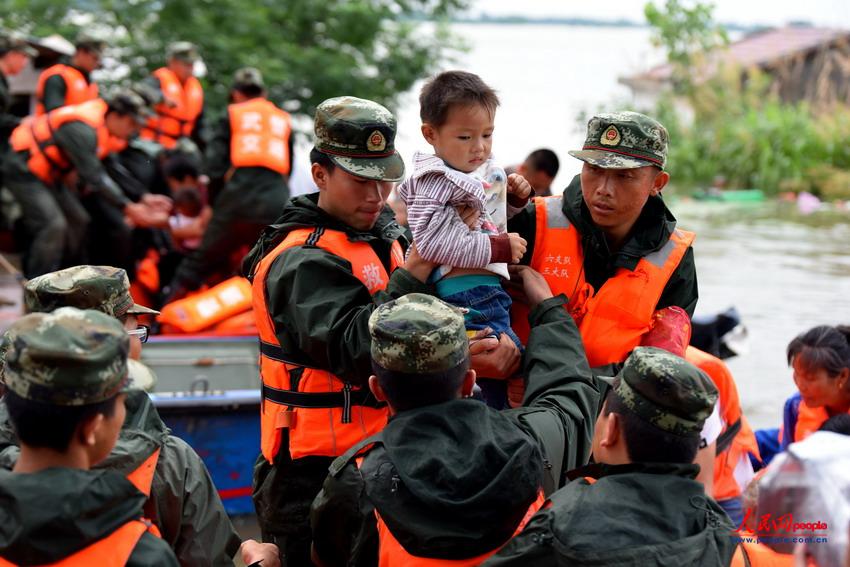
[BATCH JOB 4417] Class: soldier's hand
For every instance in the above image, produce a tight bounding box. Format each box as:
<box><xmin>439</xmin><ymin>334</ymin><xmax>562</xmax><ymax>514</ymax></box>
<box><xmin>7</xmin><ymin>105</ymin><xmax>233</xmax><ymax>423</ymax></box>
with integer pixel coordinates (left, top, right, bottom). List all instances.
<box><xmin>470</xmin><ymin>332</ymin><xmax>520</xmax><ymax>379</ymax></box>
<box><xmin>140</xmin><ymin>192</ymin><xmax>173</xmax><ymax>213</ymax></box>
<box><xmin>508</xmin><ymin>265</ymin><xmax>553</xmax><ymax>310</ymax></box>
<box><xmin>457</xmin><ymin>204</ymin><xmax>480</xmax><ymax>229</ymax></box>
<box><xmin>240</xmin><ymin>539</ymin><xmax>280</xmax><ymax>567</ymax></box>
<box><xmin>507</xmin><ymin>173</ymin><xmax>533</xmax><ymax>200</ymax></box>
<box><xmin>403</xmin><ymin>243</ymin><xmax>437</xmax><ymax>283</ymax></box>
<box><xmin>124</xmin><ymin>202</ymin><xmax>169</xmax><ymax>228</ymax></box>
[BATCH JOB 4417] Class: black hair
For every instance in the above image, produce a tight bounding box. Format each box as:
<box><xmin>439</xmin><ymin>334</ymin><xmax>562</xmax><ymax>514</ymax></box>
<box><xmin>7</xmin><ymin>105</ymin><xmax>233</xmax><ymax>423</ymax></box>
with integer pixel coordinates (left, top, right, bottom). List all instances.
<box><xmin>163</xmin><ymin>155</ymin><xmax>200</xmax><ymax>182</ymax></box>
<box><xmin>233</xmin><ymin>84</ymin><xmax>264</xmax><ymax>99</ymax></box>
<box><xmin>419</xmin><ymin>70</ymin><xmax>500</xmax><ymax>127</ymax></box>
<box><xmin>173</xmin><ymin>186</ymin><xmax>203</xmax><ymax>217</ymax></box>
<box><xmin>787</xmin><ymin>325</ymin><xmax>850</xmax><ymax>378</ymax></box>
<box><xmin>525</xmin><ymin>148</ymin><xmax>560</xmax><ymax>178</ymax></box>
<box><xmin>603</xmin><ymin>392</ymin><xmax>701</xmax><ymax>464</ymax></box>
<box><xmin>310</xmin><ymin>147</ymin><xmax>336</xmax><ymax>172</ymax></box>
<box><xmin>371</xmin><ymin>357</ymin><xmax>470</xmax><ymax>412</ymax></box>
<box><xmin>5</xmin><ymin>390</ymin><xmax>120</xmax><ymax>452</ymax></box>
<box><xmin>819</xmin><ymin>413</ymin><xmax>850</xmax><ymax>436</ymax></box>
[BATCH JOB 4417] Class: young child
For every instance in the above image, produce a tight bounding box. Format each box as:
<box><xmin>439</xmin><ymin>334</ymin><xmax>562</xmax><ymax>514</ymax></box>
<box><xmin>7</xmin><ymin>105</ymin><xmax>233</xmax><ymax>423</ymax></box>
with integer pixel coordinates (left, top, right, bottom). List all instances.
<box><xmin>168</xmin><ymin>186</ymin><xmax>211</xmax><ymax>253</ymax></box>
<box><xmin>398</xmin><ymin>70</ymin><xmax>532</xmax><ymax>408</ymax></box>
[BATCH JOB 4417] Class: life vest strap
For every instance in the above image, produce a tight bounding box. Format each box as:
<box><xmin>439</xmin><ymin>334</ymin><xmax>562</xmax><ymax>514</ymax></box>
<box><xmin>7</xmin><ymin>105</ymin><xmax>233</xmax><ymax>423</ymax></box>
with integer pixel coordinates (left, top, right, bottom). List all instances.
<box><xmin>259</xmin><ymin>340</ymin><xmax>320</xmax><ymax>369</ymax></box>
<box><xmin>716</xmin><ymin>418</ymin><xmax>742</xmax><ymax>454</ymax></box>
<box><xmin>261</xmin><ymin>383</ymin><xmax>386</xmax><ymax>410</ymax></box>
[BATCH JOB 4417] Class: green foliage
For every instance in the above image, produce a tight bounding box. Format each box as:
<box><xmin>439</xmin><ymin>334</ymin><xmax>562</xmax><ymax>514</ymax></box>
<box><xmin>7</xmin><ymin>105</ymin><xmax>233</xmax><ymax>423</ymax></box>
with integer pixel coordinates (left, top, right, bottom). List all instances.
<box><xmin>1</xmin><ymin>0</ymin><xmax>468</xmax><ymax>116</ymax></box>
<box><xmin>644</xmin><ymin>0</ymin><xmax>727</xmax><ymax>94</ymax></box>
<box><xmin>644</xmin><ymin>0</ymin><xmax>850</xmax><ymax>198</ymax></box>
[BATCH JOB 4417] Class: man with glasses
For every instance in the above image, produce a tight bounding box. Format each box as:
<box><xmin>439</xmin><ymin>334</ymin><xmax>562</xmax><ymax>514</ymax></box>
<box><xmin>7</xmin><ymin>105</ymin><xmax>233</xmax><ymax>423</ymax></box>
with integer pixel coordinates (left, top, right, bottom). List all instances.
<box><xmin>0</xmin><ymin>265</ymin><xmax>250</xmax><ymax>566</ymax></box>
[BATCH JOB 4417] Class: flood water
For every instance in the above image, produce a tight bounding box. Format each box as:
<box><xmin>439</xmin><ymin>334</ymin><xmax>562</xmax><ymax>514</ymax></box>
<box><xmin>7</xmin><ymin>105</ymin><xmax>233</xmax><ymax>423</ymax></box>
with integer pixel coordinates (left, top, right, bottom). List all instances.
<box><xmin>672</xmin><ymin>200</ymin><xmax>850</xmax><ymax>427</ymax></box>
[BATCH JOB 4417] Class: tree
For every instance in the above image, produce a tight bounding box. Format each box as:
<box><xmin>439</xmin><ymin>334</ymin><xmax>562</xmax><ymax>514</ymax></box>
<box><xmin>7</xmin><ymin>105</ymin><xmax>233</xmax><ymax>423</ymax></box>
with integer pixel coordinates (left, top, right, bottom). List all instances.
<box><xmin>1</xmin><ymin>0</ymin><xmax>469</xmax><ymax>115</ymax></box>
<box><xmin>644</xmin><ymin>0</ymin><xmax>728</xmax><ymax>94</ymax></box>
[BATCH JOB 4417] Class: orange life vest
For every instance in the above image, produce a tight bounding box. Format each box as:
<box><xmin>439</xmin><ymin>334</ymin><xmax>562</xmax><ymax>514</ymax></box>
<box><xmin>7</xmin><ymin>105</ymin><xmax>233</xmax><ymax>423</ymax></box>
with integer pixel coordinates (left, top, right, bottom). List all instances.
<box><xmin>0</xmin><ymin>519</ymin><xmax>159</xmax><ymax>567</ymax></box>
<box><xmin>35</xmin><ymin>64</ymin><xmax>99</xmax><ymax>116</ymax></box>
<box><xmin>251</xmin><ymin>227</ymin><xmax>403</xmax><ymax>462</ymax></box>
<box><xmin>0</xmin><ymin>452</ymin><xmax>161</xmax><ymax>567</ymax></box>
<box><xmin>793</xmin><ymin>400</ymin><xmax>850</xmax><ymax>444</ymax></box>
<box><xmin>512</xmin><ymin>195</ymin><xmax>695</xmax><ymax>367</ymax></box>
<box><xmin>140</xmin><ymin>68</ymin><xmax>203</xmax><ymax>149</ymax></box>
<box><xmin>354</xmin><ymin>455</ymin><xmax>546</xmax><ymax>566</ymax></box>
<box><xmin>685</xmin><ymin>347</ymin><xmax>761</xmax><ymax>501</ymax></box>
<box><xmin>228</xmin><ymin>98</ymin><xmax>292</xmax><ymax>175</ymax></box>
<box><xmin>10</xmin><ymin>99</ymin><xmax>112</xmax><ymax>185</ymax></box>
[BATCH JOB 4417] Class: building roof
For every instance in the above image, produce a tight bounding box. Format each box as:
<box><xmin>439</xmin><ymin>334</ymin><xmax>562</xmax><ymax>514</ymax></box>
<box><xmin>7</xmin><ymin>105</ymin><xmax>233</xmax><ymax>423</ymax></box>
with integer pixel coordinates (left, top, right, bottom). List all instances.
<box><xmin>620</xmin><ymin>26</ymin><xmax>850</xmax><ymax>89</ymax></box>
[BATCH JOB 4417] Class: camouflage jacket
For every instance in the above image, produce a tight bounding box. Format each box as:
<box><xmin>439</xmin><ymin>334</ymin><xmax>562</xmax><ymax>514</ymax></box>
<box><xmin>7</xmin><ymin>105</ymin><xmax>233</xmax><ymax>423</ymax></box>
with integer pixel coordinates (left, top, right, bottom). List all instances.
<box><xmin>484</xmin><ymin>462</ymin><xmax>737</xmax><ymax>567</ymax></box>
<box><xmin>0</xmin><ymin>390</ymin><xmax>241</xmax><ymax>566</ymax></box>
<box><xmin>508</xmin><ymin>174</ymin><xmax>698</xmax><ymax>317</ymax></box>
<box><xmin>242</xmin><ymin>193</ymin><xmax>432</xmax><ymax>387</ymax></box>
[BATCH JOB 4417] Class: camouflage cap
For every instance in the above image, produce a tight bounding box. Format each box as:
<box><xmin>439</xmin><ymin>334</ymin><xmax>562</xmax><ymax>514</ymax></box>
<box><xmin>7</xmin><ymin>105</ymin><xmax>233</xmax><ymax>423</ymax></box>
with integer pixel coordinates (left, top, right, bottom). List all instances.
<box><xmin>369</xmin><ymin>293</ymin><xmax>468</xmax><ymax>374</ymax></box>
<box><xmin>233</xmin><ymin>67</ymin><xmax>264</xmax><ymax>90</ymax></box>
<box><xmin>74</xmin><ymin>32</ymin><xmax>106</xmax><ymax>55</ymax></box>
<box><xmin>105</xmin><ymin>88</ymin><xmax>155</xmax><ymax>124</ymax></box>
<box><xmin>25</xmin><ymin>265</ymin><xmax>159</xmax><ymax>318</ymax></box>
<box><xmin>569</xmin><ymin>111</ymin><xmax>668</xmax><ymax>170</ymax></box>
<box><xmin>609</xmin><ymin>346</ymin><xmax>718</xmax><ymax>436</ymax></box>
<box><xmin>0</xmin><ymin>31</ymin><xmax>37</xmax><ymax>57</ymax></box>
<box><xmin>314</xmin><ymin>96</ymin><xmax>405</xmax><ymax>182</ymax></box>
<box><xmin>166</xmin><ymin>41</ymin><xmax>199</xmax><ymax>63</ymax></box>
<box><xmin>4</xmin><ymin>307</ymin><xmax>129</xmax><ymax>406</ymax></box>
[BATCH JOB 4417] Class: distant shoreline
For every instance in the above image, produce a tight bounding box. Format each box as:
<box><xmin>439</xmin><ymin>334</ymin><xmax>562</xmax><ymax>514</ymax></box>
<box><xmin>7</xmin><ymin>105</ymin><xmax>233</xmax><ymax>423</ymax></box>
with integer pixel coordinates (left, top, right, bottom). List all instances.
<box><xmin>409</xmin><ymin>15</ymin><xmax>764</xmax><ymax>33</ymax></box>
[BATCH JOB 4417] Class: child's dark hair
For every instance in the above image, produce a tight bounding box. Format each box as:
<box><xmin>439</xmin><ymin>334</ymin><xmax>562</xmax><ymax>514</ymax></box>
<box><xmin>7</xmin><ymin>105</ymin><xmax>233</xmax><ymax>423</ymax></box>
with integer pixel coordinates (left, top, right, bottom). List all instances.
<box><xmin>163</xmin><ymin>154</ymin><xmax>200</xmax><ymax>183</ymax></box>
<box><xmin>173</xmin><ymin>187</ymin><xmax>204</xmax><ymax>217</ymax></box>
<box><xmin>419</xmin><ymin>70</ymin><xmax>500</xmax><ymax>127</ymax></box>
<box><xmin>787</xmin><ymin>325</ymin><xmax>850</xmax><ymax>377</ymax></box>
<box><xmin>5</xmin><ymin>390</ymin><xmax>120</xmax><ymax>452</ymax></box>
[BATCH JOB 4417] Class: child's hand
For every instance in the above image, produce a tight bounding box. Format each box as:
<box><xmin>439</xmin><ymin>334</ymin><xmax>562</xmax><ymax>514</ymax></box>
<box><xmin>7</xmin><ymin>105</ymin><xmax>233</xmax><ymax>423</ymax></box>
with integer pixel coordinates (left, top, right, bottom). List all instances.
<box><xmin>508</xmin><ymin>232</ymin><xmax>527</xmax><ymax>263</ymax></box>
<box><xmin>507</xmin><ymin>173</ymin><xmax>533</xmax><ymax>200</ymax></box>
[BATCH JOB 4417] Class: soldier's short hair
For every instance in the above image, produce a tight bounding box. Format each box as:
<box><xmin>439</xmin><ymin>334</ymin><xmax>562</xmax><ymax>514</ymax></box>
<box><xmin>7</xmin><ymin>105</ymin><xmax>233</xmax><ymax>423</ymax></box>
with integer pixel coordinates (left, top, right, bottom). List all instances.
<box><xmin>6</xmin><ymin>390</ymin><xmax>121</xmax><ymax>452</ymax></box>
<box><xmin>419</xmin><ymin>70</ymin><xmax>500</xmax><ymax>127</ymax></box>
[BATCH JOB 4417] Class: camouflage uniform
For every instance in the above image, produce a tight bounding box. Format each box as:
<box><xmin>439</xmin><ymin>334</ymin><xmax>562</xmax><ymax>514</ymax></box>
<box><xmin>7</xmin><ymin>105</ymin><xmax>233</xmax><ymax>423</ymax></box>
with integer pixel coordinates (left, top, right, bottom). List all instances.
<box><xmin>485</xmin><ymin>348</ymin><xmax>737</xmax><ymax>567</ymax></box>
<box><xmin>243</xmin><ymin>97</ymin><xmax>431</xmax><ymax>566</ymax></box>
<box><xmin>0</xmin><ymin>265</ymin><xmax>241</xmax><ymax>566</ymax></box>
<box><xmin>508</xmin><ymin>111</ymin><xmax>699</xmax><ymax>326</ymax></box>
<box><xmin>3</xmin><ymin>90</ymin><xmax>152</xmax><ymax>278</ymax></box>
<box><xmin>170</xmin><ymin>67</ymin><xmax>291</xmax><ymax>292</ymax></box>
<box><xmin>310</xmin><ymin>293</ymin><xmax>601</xmax><ymax>566</ymax></box>
<box><xmin>0</xmin><ymin>33</ymin><xmax>36</xmax><ymax>191</ymax></box>
<box><xmin>0</xmin><ymin>308</ymin><xmax>180</xmax><ymax>566</ymax></box>
<box><xmin>37</xmin><ymin>32</ymin><xmax>105</xmax><ymax>114</ymax></box>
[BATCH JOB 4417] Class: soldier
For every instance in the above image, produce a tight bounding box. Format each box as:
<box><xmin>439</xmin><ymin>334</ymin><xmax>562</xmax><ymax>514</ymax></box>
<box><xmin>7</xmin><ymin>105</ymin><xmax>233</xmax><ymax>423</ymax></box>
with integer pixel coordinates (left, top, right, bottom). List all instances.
<box><xmin>35</xmin><ymin>33</ymin><xmax>105</xmax><ymax>115</ymax></box>
<box><xmin>310</xmin><ymin>271</ymin><xmax>600</xmax><ymax>565</ymax></box>
<box><xmin>509</xmin><ymin>112</ymin><xmax>698</xmax><ymax>370</ymax></box>
<box><xmin>167</xmin><ymin>67</ymin><xmax>292</xmax><ymax>298</ymax></box>
<box><xmin>140</xmin><ymin>42</ymin><xmax>205</xmax><ymax>151</ymax></box>
<box><xmin>0</xmin><ymin>308</ymin><xmax>180</xmax><ymax>566</ymax></box>
<box><xmin>485</xmin><ymin>347</ymin><xmax>737</xmax><ymax>566</ymax></box>
<box><xmin>0</xmin><ymin>32</ymin><xmax>36</xmax><ymax>186</ymax></box>
<box><xmin>3</xmin><ymin>90</ymin><xmax>169</xmax><ymax>278</ymax></box>
<box><xmin>0</xmin><ymin>265</ymin><xmax>245</xmax><ymax>566</ymax></box>
<box><xmin>243</xmin><ymin>95</ymin><xmax>445</xmax><ymax>564</ymax></box>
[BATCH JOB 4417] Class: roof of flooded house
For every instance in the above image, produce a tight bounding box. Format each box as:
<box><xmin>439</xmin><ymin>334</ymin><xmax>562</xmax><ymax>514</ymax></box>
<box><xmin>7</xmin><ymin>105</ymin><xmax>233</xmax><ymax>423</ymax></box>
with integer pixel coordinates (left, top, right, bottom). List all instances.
<box><xmin>620</xmin><ymin>26</ymin><xmax>850</xmax><ymax>88</ymax></box>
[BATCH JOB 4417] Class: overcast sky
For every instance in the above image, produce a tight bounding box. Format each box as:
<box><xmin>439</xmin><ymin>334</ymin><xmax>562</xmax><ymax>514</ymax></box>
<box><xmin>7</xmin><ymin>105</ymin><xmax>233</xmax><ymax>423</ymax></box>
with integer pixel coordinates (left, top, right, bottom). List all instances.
<box><xmin>467</xmin><ymin>0</ymin><xmax>850</xmax><ymax>29</ymax></box>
